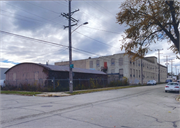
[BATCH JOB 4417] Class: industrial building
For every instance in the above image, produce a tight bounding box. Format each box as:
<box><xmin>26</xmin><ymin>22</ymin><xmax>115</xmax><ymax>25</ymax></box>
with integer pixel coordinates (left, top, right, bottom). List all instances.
<box><xmin>5</xmin><ymin>63</ymin><xmax>107</xmax><ymax>91</ymax></box>
<box><xmin>55</xmin><ymin>53</ymin><xmax>167</xmax><ymax>84</ymax></box>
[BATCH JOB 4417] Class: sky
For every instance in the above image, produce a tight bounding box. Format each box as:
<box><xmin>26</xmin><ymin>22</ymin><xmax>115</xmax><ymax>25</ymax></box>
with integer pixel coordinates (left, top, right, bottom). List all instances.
<box><xmin>0</xmin><ymin>0</ymin><xmax>180</xmax><ymax>74</ymax></box>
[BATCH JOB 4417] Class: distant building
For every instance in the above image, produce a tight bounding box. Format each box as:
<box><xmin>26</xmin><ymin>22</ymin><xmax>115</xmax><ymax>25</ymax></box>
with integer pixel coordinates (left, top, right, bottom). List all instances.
<box><xmin>55</xmin><ymin>53</ymin><xmax>167</xmax><ymax>84</ymax></box>
<box><xmin>5</xmin><ymin>63</ymin><xmax>107</xmax><ymax>89</ymax></box>
<box><xmin>0</xmin><ymin>68</ymin><xmax>9</xmax><ymax>80</ymax></box>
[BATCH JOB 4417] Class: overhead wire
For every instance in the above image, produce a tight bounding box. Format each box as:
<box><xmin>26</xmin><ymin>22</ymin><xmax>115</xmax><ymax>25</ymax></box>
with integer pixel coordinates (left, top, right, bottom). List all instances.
<box><xmin>5</xmin><ymin>2</ymin><xmax>64</xmax><ymax>26</ymax></box>
<box><xmin>74</xmin><ymin>31</ymin><xmax>120</xmax><ymax>50</ymax></box>
<box><xmin>0</xmin><ymin>30</ymin><xmax>100</xmax><ymax>57</ymax></box>
<box><xmin>90</xmin><ymin>0</ymin><xmax>115</xmax><ymax>17</ymax></box>
<box><xmin>26</xmin><ymin>1</ymin><xmax>61</xmax><ymax>14</ymax></box>
<box><xmin>2</xmin><ymin>1</ymin><xmax>122</xmax><ymax>57</ymax></box>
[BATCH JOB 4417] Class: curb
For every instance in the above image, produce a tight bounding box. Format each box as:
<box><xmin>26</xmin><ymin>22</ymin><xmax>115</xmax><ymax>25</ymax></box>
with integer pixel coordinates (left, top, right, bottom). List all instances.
<box><xmin>36</xmin><ymin>92</ymin><xmax>71</xmax><ymax>97</ymax></box>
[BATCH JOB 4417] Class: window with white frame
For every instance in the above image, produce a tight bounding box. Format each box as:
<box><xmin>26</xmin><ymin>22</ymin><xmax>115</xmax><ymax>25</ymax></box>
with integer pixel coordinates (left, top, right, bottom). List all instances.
<box><xmin>119</xmin><ymin>69</ymin><xmax>123</xmax><ymax>78</ymax></box>
<box><xmin>96</xmin><ymin>60</ymin><xmax>100</xmax><ymax>67</ymax></box>
<box><xmin>111</xmin><ymin>58</ymin><xmax>115</xmax><ymax>66</ymax></box>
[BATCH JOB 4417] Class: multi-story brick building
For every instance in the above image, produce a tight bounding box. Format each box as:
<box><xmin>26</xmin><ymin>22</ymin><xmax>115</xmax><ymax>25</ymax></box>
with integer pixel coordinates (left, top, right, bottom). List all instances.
<box><xmin>55</xmin><ymin>53</ymin><xmax>167</xmax><ymax>84</ymax></box>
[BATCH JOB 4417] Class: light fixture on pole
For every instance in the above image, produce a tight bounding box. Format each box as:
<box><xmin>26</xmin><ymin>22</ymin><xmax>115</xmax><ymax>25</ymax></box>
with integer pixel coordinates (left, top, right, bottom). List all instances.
<box><xmin>71</xmin><ymin>22</ymin><xmax>88</xmax><ymax>33</ymax></box>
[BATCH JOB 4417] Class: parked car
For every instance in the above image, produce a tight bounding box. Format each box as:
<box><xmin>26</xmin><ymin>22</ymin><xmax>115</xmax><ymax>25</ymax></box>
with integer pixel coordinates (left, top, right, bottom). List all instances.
<box><xmin>165</xmin><ymin>79</ymin><xmax>172</xmax><ymax>83</ymax></box>
<box><xmin>147</xmin><ymin>80</ymin><xmax>156</xmax><ymax>85</ymax></box>
<box><xmin>177</xmin><ymin>80</ymin><xmax>180</xmax><ymax>83</ymax></box>
<box><xmin>0</xmin><ymin>79</ymin><xmax>5</xmax><ymax>87</ymax></box>
<box><xmin>165</xmin><ymin>82</ymin><xmax>180</xmax><ymax>92</ymax></box>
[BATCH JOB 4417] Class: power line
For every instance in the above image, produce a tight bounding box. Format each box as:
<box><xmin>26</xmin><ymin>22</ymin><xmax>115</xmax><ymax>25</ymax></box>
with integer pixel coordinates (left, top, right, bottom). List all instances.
<box><xmin>5</xmin><ymin>3</ymin><xmax>63</xmax><ymax>26</ymax></box>
<box><xmin>75</xmin><ymin>31</ymin><xmax>120</xmax><ymax>50</ymax></box>
<box><xmin>82</xmin><ymin>26</ymin><xmax>120</xmax><ymax>34</ymax></box>
<box><xmin>0</xmin><ymin>10</ymin><xmax>64</xmax><ymax>28</ymax></box>
<box><xmin>26</xmin><ymin>2</ymin><xmax>61</xmax><ymax>14</ymax></box>
<box><xmin>0</xmin><ymin>30</ymin><xmax>100</xmax><ymax>57</ymax></box>
<box><xmin>90</xmin><ymin>0</ymin><xmax>115</xmax><ymax>16</ymax></box>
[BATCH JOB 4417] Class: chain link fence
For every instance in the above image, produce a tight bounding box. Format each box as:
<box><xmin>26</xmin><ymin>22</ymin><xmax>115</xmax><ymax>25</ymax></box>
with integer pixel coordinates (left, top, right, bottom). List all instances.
<box><xmin>3</xmin><ymin>78</ymin><xmax>112</xmax><ymax>92</ymax></box>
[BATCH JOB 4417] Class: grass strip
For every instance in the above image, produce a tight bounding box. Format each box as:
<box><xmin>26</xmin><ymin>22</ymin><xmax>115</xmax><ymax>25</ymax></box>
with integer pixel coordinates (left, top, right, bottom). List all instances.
<box><xmin>177</xmin><ymin>95</ymin><xmax>180</xmax><ymax>101</ymax></box>
<box><xmin>67</xmin><ymin>85</ymin><xmax>146</xmax><ymax>95</ymax></box>
<box><xmin>1</xmin><ymin>90</ymin><xmax>42</xmax><ymax>96</ymax></box>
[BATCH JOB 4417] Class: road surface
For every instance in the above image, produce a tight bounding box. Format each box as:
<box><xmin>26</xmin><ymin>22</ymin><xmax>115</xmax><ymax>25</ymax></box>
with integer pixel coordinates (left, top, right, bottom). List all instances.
<box><xmin>1</xmin><ymin>84</ymin><xmax>180</xmax><ymax>128</ymax></box>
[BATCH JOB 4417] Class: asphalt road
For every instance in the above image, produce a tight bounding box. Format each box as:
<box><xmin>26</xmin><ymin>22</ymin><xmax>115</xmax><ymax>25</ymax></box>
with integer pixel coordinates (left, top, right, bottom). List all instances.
<box><xmin>1</xmin><ymin>84</ymin><xmax>180</xmax><ymax>128</ymax></box>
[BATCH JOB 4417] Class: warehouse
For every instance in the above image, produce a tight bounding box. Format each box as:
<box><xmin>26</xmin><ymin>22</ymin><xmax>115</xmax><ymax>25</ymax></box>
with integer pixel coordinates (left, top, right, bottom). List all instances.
<box><xmin>5</xmin><ymin>62</ymin><xmax>107</xmax><ymax>91</ymax></box>
<box><xmin>55</xmin><ymin>53</ymin><xmax>167</xmax><ymax>84</ymax></box>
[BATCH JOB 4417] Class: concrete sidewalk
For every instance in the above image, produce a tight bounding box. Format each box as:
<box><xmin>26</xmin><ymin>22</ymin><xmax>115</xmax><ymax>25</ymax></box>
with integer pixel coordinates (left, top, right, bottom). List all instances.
<box><xmin>36</xmin><ymin>92</ymin><xmax>71</xmax><ymax>97</ymax></box>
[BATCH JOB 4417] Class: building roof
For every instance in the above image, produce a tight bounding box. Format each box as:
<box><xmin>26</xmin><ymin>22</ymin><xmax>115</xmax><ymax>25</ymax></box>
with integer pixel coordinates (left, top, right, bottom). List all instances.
<box><xmin>5</xmin><ymin>63</ymin><xmax>106</xmax><ymax>75</ymax></box>
<box><xmin>39</xmin><ymin>63</ymin><xmax>106</xmax><ymax>75</ymax></box>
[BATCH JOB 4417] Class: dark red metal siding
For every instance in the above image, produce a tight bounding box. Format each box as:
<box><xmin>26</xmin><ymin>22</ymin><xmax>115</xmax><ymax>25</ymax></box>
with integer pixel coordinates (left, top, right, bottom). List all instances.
<box><xmin>6</xmin><ymin>64</ymin><xmax>48</xmax><ymax>81</ymax></box>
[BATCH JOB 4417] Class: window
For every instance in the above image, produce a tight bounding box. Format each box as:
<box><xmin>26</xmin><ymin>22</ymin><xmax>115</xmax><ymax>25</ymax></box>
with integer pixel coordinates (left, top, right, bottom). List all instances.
<box><xmin>111</xmin><ymin>69</ymin><xmax>115</xmax><ymax>73</ymax></box>
<box><xmin>96</xmin><ymin>60</ymin><xmax>100</xmax><ymax>67</ymax></box>
<box><xmin>133</xmin><ymin>69</ymin><xmax>135</xmax><ymax>77</ymax></box>
<box><xmin>136</xmin><ymin>70</ymin><xmax>138</xmax><ymax>78</ymax></box>
<box><xmin>130</xmin><ymin>69</ymin><xmax>132</xmax><ymax>77</ymax></box>
<box><xmin>111</xmin><ymin>58</ymin><xmax>115</xmax><ymax>66</ymax></box>
<box><xmin>119</xmin><ymin>58</ymin><xmax>123</xmax><ymax>66</ymax></box>
<box><xmin>90</xmin><ymin>61</ymin><xmax>93</xmax><ymax>68</ymax></box>
<box><xmin>139</xmin><ymin>70</ymin><xmax>140</xmax><ymax>77</ymax></box>
<box><xmin>119</xmin><ymin>69</ymin><xmax>123</xmax><ymax>78</ymax></box>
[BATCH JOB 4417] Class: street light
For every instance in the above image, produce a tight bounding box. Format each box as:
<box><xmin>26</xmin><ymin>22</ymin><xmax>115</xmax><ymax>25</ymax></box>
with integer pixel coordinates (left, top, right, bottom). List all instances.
<box><xmin>71</xmin><ymin>22</ymin><xmax>88</xmax><ymax>33</ymax></box>
<box><xmin>69</xmin><ymin>21</ymin><xmax>88</xmax><ymax>93</ymax></box>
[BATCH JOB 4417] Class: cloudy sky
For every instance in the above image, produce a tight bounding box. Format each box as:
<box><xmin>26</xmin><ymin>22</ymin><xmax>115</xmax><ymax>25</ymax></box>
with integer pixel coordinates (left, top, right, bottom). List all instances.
<box><xmin>0</xmin><ymin>0</ymin><xmax>180</xmax><ymax>74</ymax></box>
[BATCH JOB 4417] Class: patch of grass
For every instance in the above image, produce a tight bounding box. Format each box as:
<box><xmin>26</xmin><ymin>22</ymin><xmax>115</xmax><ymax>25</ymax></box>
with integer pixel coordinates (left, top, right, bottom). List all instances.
<box><xmin>67</xmin><ymin>85</ymin><xmax>146</xmax><ymax>95</ymax></box>
<box><xmin>177</xmin><ymin>95</ymin><xmax>180</xmax><ymax>101</ymax></box>
<box><xmin>1</xmin><ymin>90</ymin><xmax>42</xmax><ymax>96</ymax></box>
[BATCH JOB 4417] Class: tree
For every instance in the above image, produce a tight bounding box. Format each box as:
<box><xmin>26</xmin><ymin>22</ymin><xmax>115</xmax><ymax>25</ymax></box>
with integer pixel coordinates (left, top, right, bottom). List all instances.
<box><xmin>116</xmin><ymin>0</ymin><xmax>180</xmax><ymax>60</ymax></box>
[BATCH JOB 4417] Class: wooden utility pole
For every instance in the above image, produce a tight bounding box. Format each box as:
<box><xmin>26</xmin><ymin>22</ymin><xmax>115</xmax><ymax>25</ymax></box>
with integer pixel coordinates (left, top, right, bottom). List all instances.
<box><xmin>61</xmin><ymin>0</ymin><xmax>79</xmax><ymax>93</ymax></box>
<box><xmin>155</xmin><ymin>49</ymin><xmax>163</xmax><ymax>83</ymax></box>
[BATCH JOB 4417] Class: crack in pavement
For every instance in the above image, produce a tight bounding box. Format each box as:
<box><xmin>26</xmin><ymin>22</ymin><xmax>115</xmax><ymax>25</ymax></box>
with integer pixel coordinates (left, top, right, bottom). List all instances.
<box><xmin>144</xmin><ymin>115</ymin><xmax>180</xmax><ymax>128</ymax></box>
<box><xmin>0</xmin><ymin>87</ymin><xmax>160</xmax><ymax>126</ymax></box>
<box><xmin>59</xmin><ymin>114</ymin><xmax>112</xmax><ymax>128</ymax></box>
<box><xmin>144</xmin><ymin>115</ymin><xmax>162</xmax><ymax>123</ymax></box>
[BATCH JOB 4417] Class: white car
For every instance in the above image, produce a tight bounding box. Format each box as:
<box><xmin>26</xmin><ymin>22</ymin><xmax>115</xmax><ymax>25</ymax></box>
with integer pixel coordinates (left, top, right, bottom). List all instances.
<box><xmin>147</xmin><ymin>80</ymin><xmax>156</xmax><ymax>85</ymax></box>
<box><xmin>0</xmin><ymin>79</ymin><xmax>5</xmax><ymax>87</ymax></box>
<box><xmin>165</xmin><ymin>82</ymin><xmax>180</xmax><ymax>92</ymax></box>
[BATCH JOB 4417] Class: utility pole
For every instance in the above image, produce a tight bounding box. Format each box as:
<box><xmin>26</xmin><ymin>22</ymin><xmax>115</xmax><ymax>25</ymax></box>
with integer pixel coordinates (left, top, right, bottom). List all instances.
<box><xmin>175</xmin><ymin>65</ymin><xmax>177</xmax><ymax>75</ymax></box>
<box><xmin>61</xmin><ymin>0</ymin><xmax>79</xmax><ymax>93</ymax></box>
<box><xmin>155</xmin><ymin>49</ymin><xmax>163</xmax><ymax>83</ymax></box>
<box><xmin>169</xmin><ymin>59</ymin><xmax>174</xmax><ymax>78</ymax></box>
<box><xmin>164</xmin><ymin>55</ymin><xmax>170</xmax><ymax>78</ymax></box>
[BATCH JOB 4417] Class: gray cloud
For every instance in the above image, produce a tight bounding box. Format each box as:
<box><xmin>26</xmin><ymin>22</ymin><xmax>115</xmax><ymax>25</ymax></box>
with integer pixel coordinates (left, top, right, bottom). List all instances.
<box><xmin>0</xmin><ymin>0</ymin><xmax>179</xmax><ymax>72</ymax></box>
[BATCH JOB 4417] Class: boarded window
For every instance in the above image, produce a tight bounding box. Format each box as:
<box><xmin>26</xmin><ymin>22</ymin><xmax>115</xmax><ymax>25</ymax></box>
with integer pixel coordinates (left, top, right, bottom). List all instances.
<box><xmin>111</xmin><ymin>58</ymin><xmax>115</xmax><ymax>66</ymax></box>
<box><xmin>119</xmin><ymin>58</ymin><xmax>123</xmax><ymax>66</ymax></box>
<box><xmin>13</xmin><ymin>73</ymin><xmax>16</xmax><ymax>81</ymax></box>
<box><xmin>90</xmin><ymin>61</ymin><xmax>93</xmax><ymax>68</ymax></box>
<box><xmin>96</xmin><ymin>60</ymin><xmax>100</xmax><ymax>67</ymax></box>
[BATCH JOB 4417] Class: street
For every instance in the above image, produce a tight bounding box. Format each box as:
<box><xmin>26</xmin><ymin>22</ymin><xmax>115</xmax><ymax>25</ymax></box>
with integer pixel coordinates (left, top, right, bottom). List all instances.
<box><xmin>1</xmin><ymin>84</ymin><xmax>180</xmax><ymax>128</ymax></box>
